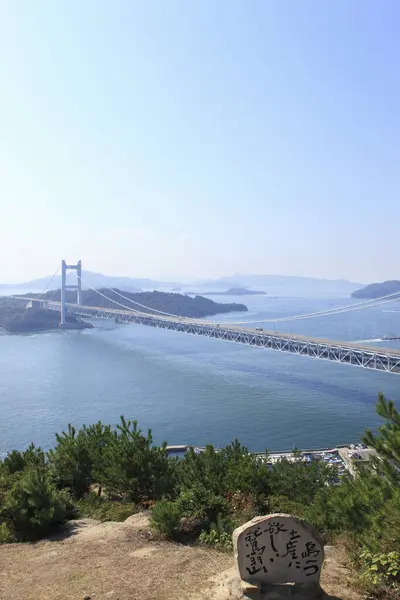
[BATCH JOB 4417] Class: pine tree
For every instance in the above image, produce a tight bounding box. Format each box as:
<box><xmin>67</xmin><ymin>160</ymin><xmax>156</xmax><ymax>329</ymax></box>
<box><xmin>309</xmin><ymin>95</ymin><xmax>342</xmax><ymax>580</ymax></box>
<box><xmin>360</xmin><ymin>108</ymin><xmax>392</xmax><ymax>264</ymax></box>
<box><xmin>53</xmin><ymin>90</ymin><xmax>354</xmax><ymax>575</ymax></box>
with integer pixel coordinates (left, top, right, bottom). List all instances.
<box><xmin>2</xmin><ymin>443</ymin><xmax>46</xmax><ymax>475</ymax></box>
<box><xmin>48</xmin><ymin>424</ymin><xmax>93</xmax><ymax>498</ymax></box>
<box><xmin>100</xmin><ymin>417</ymin><xmax>174</xmax><ymax>503</ymax></box>
<box><xmin>1</xmin><ymin>468</ymin><xmax>70</xmax><ymax>541</ymax></box>
<box><xmin>363</xmin><ymin>393</ymin><xmax>400</xmax><ymax>486</ymax></box>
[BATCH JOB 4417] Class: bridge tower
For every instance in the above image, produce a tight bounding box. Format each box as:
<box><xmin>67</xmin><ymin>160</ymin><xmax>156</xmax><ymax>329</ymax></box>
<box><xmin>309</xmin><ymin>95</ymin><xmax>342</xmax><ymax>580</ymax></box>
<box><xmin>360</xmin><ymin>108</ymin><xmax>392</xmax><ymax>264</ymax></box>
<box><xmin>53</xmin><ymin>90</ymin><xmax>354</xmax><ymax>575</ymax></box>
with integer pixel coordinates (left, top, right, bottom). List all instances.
<box><xmin>60</xmin><ymin>260</ymin><xmax>82</xmax><ymax>326</ymax></box>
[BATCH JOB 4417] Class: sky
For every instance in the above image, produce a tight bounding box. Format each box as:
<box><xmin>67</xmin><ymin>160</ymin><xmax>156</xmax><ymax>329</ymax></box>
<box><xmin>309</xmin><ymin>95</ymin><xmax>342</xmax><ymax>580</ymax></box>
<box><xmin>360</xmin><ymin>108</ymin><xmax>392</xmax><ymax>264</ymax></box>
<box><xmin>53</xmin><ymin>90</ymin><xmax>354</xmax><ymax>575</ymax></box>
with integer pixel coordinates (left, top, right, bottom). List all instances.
<box><xmin>0</xmin><ymin>1</ymin><xmax>399</xmax><ymax>283</ymax></box>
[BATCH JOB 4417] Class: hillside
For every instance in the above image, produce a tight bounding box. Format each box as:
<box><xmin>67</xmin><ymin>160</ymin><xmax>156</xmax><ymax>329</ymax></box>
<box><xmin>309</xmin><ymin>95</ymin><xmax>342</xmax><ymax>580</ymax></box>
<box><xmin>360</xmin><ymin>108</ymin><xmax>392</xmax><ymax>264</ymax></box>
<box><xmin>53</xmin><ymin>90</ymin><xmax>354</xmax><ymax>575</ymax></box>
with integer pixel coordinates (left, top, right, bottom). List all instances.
<box><xmin>0</xmin><ymin>395</ymin><xmax>397</xmax><ymax>600</ymax></box>
<box><xmin>352</xmin><ymin>280</ymin><xmax>400</xmax><ymax>299</ymax></box>
<box><xmin>41</xmin><ymin>289</ymin><xmax>248</xmax><ymax>318</ymax></box>
<box><xmin>0</xmin><ymin>515</ymin><xmax>361</xmax><ymax>600</ymax></box>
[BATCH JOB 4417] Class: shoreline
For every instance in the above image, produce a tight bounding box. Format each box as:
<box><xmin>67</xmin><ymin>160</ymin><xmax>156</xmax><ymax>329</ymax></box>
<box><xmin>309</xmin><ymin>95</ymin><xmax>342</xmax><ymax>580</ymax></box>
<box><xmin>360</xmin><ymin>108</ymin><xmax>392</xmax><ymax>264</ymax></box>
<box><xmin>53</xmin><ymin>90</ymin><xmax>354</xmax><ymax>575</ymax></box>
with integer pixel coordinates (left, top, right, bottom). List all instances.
<box><xmin>166</xmin><ymin>443</ymin><xmax>375</xmax><ymax>475</ymax></box>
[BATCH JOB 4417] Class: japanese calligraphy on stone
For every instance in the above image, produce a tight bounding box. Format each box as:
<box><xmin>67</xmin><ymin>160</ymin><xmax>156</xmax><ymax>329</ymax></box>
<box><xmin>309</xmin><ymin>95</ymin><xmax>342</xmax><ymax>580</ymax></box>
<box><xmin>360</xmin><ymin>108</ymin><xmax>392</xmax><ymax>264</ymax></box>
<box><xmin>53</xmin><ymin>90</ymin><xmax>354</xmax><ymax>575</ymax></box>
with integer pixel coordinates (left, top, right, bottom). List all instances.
<box><xmin>233</xmin><ymin>514</ymin><xmax>324</xmax><ymax>585</ymax></box>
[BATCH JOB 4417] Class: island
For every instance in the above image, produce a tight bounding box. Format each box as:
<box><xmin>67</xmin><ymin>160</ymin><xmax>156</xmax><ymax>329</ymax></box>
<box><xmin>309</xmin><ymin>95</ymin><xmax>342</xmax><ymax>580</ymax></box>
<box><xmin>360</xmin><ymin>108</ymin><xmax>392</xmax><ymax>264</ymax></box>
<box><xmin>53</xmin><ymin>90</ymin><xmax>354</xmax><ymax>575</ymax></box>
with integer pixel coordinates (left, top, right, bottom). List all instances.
<box><xmin>39</xmin><ymin>289</ymin><xmax>248</xmax><ymax>318</ymax></box>
<box><xmin>207</xmin><ymin>287</ymin><xmax>266</xmax><ymax>296</ymax></box>
<box><xmin>0</xmin><ymin>297</ymin><xmax>92</xmax><ymax>333</ymax></box>
<box><xmin>0</xmin><ymin>289</ymin><xmax>248</xmax><ymax>332</ymax></box>
<box><xmin>351</xmin><ymin>280</ymin><xmax>400</xmax><ymax>299</ymax></box>
<box><xmin>186</xmin><ymin>287</ymin><xmax>266</xmax><ymax>296</ymax></box>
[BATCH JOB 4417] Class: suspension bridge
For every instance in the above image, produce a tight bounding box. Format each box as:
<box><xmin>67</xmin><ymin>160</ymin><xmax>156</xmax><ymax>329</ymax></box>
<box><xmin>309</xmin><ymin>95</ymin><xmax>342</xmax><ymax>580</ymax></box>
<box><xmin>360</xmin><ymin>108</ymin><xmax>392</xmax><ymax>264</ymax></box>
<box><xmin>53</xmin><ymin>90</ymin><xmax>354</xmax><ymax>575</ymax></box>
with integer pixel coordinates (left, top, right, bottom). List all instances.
<box><xmin>16</xmin><ymin>260</ymin><xmax>400</xmax><ymax>375</ymax></box>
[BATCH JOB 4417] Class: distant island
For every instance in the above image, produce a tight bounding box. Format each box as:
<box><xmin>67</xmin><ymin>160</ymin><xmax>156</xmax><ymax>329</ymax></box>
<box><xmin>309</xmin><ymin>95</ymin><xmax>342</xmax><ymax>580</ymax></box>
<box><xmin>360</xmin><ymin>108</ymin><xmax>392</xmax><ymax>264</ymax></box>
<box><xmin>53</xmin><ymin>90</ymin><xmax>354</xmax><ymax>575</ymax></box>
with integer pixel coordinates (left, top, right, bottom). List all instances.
<box><xmin>0</xmin><ymin>289</ymin><xmax>248</xmax><ymax>333</ymax></box>
<box><xmin>0</xmin><ymin>270</ymin><xmax>362</xmax><ymax>297</ymax></box>
<box><xmin>351</xmin><ymin>280</ymin><xmax>400</xmax><ymax>299</ymax></box>
<box><xmin>187</xmin><ymin>287</ymin><xmax>266</xmax><ymax>296</ymax></box>
<box><xmin>198</xmin><ymin>274</ymin><xmax>362</xmax><ymax>296</ymax></box>
<box><xmin>0</xmin><ymin>297</ymin><xmax>92</xmax><ymax>333</ymax></box>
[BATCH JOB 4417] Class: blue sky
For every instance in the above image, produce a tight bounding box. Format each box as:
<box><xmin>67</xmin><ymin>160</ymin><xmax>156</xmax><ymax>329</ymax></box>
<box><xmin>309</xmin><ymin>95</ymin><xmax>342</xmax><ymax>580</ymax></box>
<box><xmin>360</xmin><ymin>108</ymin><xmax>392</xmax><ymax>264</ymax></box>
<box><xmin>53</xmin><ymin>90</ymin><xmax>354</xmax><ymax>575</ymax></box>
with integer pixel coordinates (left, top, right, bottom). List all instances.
<box><xmin>1</xmin><ymin>1</ymin><xmax>399</xmax><ymax>283</ymax></box>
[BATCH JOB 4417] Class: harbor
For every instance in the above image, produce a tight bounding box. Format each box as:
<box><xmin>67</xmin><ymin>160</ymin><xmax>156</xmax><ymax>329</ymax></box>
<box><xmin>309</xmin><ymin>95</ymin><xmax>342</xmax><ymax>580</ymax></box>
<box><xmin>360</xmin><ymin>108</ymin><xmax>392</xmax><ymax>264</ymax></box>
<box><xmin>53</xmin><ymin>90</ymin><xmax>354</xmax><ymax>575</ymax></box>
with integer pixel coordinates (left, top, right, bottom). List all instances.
<box><xmin>166</xmin><ymin>443</ymin><xmax>376</xmax><ymax>476</ymax></box>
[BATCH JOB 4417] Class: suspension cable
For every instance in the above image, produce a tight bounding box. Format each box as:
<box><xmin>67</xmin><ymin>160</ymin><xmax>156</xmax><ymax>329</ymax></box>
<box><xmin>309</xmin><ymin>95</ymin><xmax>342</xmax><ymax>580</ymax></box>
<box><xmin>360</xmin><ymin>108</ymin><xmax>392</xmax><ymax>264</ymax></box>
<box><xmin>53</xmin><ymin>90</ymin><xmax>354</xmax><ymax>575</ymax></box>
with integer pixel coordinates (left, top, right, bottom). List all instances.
<box><xmin>81</xmin><ymin>275</ymin><xmax>400</xmax><ymax>324</ymax></box>
<box><xmin>36</xmin><ymin>266</ymin><xmax>60</xmax><ymax>299</ymax></box>
<box><xmin>222</xmin><ymin>292</ymin><xmax>400</xmax><ymax>325</ymax></box>
<box><xmin>77</xmin><ymin>275</ymin><xmax>144</xmax><ymax>314</ymax></box>
<box><xmin>62</xmin><ymin>269</ymin><xmax>400</xmax><ymax>326</ymax></box>
<box><xmin>92</xmin><ymin>283</ymin><xmax>200</xmax><ymax>318</ymax></box>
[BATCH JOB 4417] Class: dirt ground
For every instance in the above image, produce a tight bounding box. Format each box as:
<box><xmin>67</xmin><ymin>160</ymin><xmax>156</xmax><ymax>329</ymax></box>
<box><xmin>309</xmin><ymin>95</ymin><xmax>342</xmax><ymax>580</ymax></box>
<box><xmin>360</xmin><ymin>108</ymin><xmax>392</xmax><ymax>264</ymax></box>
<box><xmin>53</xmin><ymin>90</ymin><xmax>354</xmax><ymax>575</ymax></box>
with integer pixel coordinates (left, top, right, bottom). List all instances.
<box><xmin>0</xmin><ymin>515</ymin><xmax>362</xmax><ymax>600</ymax></box>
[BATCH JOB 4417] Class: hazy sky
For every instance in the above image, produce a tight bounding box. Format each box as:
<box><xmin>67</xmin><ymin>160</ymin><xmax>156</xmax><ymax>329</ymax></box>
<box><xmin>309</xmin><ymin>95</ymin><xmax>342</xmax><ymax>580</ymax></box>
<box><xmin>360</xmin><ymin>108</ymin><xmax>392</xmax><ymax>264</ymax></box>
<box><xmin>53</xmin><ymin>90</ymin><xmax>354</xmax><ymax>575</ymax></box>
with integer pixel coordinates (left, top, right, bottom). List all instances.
<box><xmin>1</xmin><ymin>1</ymin><xmax>399</xmax><ymax>283</ymax></box>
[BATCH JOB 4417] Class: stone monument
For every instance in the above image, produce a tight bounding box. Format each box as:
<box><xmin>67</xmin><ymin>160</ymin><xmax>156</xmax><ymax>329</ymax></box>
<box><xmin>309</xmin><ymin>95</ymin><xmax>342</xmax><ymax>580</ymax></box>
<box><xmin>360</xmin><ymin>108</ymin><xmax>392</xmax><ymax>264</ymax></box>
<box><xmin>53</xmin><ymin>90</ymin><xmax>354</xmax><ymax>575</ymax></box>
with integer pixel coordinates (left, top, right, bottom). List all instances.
<box><xmin>233</xmin><ymin>514</ymin><xmax>324</xmax><ymax>598</ymax></box>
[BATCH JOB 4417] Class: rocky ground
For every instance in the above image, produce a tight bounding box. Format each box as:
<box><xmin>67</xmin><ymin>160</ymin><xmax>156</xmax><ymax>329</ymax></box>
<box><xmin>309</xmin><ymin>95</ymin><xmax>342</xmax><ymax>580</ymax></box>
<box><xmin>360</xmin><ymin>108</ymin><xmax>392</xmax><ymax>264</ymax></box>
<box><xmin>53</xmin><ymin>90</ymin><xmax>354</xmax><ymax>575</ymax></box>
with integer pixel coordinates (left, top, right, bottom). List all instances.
<box><xmin>0</xmin><ymin>514</ymin><xmax>362</xmax><ymax>600</ymax></box>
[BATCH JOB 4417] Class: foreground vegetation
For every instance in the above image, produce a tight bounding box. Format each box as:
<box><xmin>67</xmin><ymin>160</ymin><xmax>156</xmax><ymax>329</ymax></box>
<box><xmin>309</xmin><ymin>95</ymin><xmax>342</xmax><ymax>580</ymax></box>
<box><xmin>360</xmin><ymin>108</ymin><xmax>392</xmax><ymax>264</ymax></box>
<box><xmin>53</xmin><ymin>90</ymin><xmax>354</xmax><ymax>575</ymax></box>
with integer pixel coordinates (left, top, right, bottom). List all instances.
<box><xmin>0</xmin><ymin>394</ymin><xmax>398</xmax><ymax>597</ymax></box>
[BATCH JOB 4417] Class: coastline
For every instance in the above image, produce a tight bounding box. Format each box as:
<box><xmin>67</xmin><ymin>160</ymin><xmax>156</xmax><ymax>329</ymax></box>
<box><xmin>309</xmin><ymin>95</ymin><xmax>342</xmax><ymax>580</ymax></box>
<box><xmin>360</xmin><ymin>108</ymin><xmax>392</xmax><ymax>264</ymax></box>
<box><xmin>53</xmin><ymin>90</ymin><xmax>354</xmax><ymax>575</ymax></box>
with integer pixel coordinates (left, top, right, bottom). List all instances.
<box><xmin>166</xmin><ymin>443</ymin><xmax>375</xmax><ymax>476</ymax></box>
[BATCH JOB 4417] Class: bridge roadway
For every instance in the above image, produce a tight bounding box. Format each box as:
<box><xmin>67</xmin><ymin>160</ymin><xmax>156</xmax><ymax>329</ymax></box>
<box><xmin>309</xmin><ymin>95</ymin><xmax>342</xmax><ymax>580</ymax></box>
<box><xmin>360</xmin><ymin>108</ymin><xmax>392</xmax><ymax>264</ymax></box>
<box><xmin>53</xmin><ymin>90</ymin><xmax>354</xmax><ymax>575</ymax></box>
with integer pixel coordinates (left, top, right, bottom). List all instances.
<box><xmin>34</xmin><ymin>299</ymin><xmax>400</xmax><ymax>375</ymax></box>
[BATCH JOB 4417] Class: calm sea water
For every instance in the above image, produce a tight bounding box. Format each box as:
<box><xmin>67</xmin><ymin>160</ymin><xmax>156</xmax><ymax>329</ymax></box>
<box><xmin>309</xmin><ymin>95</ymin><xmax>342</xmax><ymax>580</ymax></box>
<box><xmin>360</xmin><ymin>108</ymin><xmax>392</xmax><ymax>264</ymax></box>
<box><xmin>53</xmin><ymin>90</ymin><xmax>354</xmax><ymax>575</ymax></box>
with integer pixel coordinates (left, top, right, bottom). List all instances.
<box><xmin>1</xmin><ymin>294</ymin><xmax>400</xmax><ymax>455</ymax></box>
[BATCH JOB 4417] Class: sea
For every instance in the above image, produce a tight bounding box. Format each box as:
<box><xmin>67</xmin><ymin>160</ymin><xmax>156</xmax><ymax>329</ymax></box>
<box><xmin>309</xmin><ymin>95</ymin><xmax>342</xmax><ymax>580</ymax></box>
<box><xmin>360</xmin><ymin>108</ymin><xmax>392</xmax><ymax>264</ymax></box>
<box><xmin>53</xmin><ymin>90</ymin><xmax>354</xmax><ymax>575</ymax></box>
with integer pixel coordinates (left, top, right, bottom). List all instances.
<box><xmin>1</xmin><ymin>290</ymin><xmax>400</xmax><ymax>456</ymax></box>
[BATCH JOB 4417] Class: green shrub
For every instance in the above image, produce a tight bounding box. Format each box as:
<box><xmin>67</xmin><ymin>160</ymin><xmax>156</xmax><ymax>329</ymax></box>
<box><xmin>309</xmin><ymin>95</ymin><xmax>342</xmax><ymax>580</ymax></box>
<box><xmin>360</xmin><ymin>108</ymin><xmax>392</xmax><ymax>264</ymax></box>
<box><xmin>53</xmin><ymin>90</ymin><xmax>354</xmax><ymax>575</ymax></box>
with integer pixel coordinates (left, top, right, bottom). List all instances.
<box><xmin>177</xmin><ymin>486</ymin><xmax>228</xmax><ymax>522</ymax></box>
<box><xmin>177</xmin><ymin>442</ymin><xmax>271</xmax><ymax>505</ymax></box>
<box><xmin>76</xmin><ymin>492</ymin><xmax>137</xmax><ymax>522</ymax></box>
<box><xmin>199</xmin><ymin>515</ymin><xmax>234</xmax><ymax>551</ymax></box>
<box><xmin>1</xmin><ymin>444</ymin><xmax>46</xmax><ymax>475</ymax></box>
<box><xmin>269</xmin><ymin>457</ymin><xmax>336</xmax><ymax>505</ymax></box>
<box><xmin>0</xmin><ymin>522</ymin><xmax>14</xmax><ymax>544</ymax></box>
<box><xmin>150</xmin><ymin>500</ymin><xmax>181</xmax><ymax>539</ymax></box>
<box><xmin>226</xmin><ymin>491</ymin><xmax>258</xmax><ymax>525</ymax></box>
<box><xmin>360</xmin><ymin>550</ymin><xmax>400</xmax><ymax>586</ymax></box>
<box><xmin>1</xmin><ymin>468</ymin><xmax>71</xmax><ymax>541</ymax></box>
<box><xmin>266</xmin><ymin>494</ymin><xmax>306</xmax><ymax>519</ymax></box>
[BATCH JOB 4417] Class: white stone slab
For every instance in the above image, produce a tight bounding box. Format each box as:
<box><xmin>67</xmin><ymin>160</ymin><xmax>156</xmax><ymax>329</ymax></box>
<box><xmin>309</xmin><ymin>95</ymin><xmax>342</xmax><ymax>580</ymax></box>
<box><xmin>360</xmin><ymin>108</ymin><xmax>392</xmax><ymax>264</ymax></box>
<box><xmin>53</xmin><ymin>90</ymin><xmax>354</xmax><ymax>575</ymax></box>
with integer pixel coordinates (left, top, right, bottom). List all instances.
<box><xmin>233</xmin><ymin>514</ymin><xmax>324</xmax><ymax>585</ymax></box>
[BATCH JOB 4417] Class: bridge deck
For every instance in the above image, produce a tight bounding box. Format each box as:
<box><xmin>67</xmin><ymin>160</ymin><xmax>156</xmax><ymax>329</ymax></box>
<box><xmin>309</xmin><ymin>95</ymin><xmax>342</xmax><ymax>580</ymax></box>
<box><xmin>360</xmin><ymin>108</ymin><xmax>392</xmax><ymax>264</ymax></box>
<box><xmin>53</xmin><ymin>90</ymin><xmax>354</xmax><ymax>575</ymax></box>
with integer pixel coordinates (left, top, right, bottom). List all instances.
<box><xmin>14</xmin><ymin>297</ymin><xmax>400</xmax><ymax>373</ymax></box>
<box><xmin>70</xmin><ymin>302</ymin><xmax>400</xmax><ymax>356</ymax></box>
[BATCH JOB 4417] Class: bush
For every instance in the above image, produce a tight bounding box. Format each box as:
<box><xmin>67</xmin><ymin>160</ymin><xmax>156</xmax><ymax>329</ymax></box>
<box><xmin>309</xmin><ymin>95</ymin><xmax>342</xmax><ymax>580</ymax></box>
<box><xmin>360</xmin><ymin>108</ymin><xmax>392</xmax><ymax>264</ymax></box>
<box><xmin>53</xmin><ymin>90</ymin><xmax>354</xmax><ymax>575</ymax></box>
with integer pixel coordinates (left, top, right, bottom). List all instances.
<box><xmin>76</xmin><ymin>492</ymin><xmax>137</xmax><ymax>522</ymax></box>
<box><xmin>1</xmin><ymin>469</ymin><xmax>71</xmax><ymax>541</ymax></box>
<box><xmin>150</xmin><ymin>500</ymin><xmax>181</xmax><ymax>540</ymax></box>
<box><xmin>199</xmin><ymin>515</ymin><xmax>234</xmax><ymax>551</ymax></box>
<box><xmin>177</xmin><ymin>486</ymin><xmax>229</xmax><ymax>522</ymax></box>
<box><xmin>269</xmin><ymin>456</ymin><xmax>336</xmax><ymax>505</ymax></box>
<box><xmin>266</xmin><ymin>494</ymin><xmax>306</xmax><ymax>519</ymax></box>
<box><xmin>0</xmin><ymin>522</ymin><xmax>14</xmax><ymax>544</ymax></box>
<box><xmin>360</xmin><ymin>550</ymin><xmax>400</xmax><ymax>587</ymax></box>
<box><xmin>226</xmin><ymin>491</ymin><xmax>258</xmax><ymax>525</ymax></box>
<box><xmin>177</xmin><ymin>442</ymin><xmax>271</xmax><ymax>505</ymax></box>
<box><xmin>1</xmin><ymin>444</ymin><xmax>46</xmax><ymax>475</ymax></box>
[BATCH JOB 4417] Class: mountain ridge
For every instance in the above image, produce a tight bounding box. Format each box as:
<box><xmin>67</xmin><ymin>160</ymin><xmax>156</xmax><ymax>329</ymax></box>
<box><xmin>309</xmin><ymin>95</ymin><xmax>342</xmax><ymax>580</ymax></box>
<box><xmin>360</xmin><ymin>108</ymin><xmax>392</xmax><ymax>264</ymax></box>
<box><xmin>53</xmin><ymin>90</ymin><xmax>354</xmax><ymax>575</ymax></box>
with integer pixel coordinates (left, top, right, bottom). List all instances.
<box><xmin>0</xmin><ymin>271</ymin><xmax>363</xmax><ymax>294</ymax></box>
